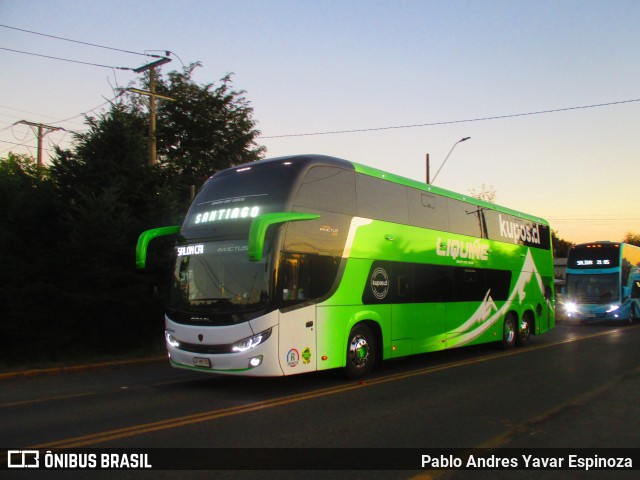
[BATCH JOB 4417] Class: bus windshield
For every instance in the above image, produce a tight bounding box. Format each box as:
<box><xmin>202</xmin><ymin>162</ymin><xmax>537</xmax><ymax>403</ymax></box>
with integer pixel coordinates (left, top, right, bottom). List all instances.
<box><xmin>566</xmin><ymin>273</ymin><xmax>619</xmax><ymax>304</ymax></box>
<box><xmin>168</xmin><ymin>239</ymin><xmax>271</xmax><ymax>322</ymax></box>
<box><xmin>181</xmin><ymin>160</ymin><xmax>303</xmax><ymax>238</ymax></box>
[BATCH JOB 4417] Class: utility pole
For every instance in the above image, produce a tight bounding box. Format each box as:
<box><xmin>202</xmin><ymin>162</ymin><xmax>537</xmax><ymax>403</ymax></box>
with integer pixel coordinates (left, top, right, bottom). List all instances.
<box><xmin>15</xmin><ymin>120</ymin><xmax>64</xmax><ymax>177</ymax></box>
<box><xmin>425</xmin><ymin>153</ymin><xmax>430</xmax><ymax>184</ymax></box>
<box><xmin>133</xmin><ymin>57</ymin><xmax>172</xmax><ymax>165</ymax></box>
<box><xmin>149</xmin><ymin>65</ymin><xmax>157</xmax><ymax>165</ymax></box>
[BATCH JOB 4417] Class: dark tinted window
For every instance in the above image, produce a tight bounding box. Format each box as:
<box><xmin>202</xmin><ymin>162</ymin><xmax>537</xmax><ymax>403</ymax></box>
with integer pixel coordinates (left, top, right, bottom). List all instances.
<box><xmin>484</xmin><ymin>209</ymin><xmax>550</xmax><ymax>249</ymax></box>
<box><xmin>408</xmin><ymin>190</ymin><xmax>450</xmax><ymax>231</ymax></box>
<box><xmin>485</xmin><ymin>269</ymin><xmax>512</xmax><ymax>301</ymax></box>
<box><xmin>356</xmin><ymin>174</ymin><xmax>409</xmax><ymax>224</ymax></box>
<box><xmin>448</xmin><ymin>199</ymin><xmax>484</xmax><ymax>237</ymax></box>
<box><xmin>414</xmin><ymin>264</ymin><xmax>454</xmax><ymax>303</ymax></box>
<box><xmin>294</xmin><ymin>166</ymin><xmax>356</xmax><ymax>215</ymax></box>
<box><xmin>362</xmin><ymin>261</ymin><xmax>512</xmax><ymax>305</ymax></box>
<box><xmin>283</xmin><ymin>212</ymin><xmax>351</xmax><ymax>257</ymax></box>
<box><xmin>454</xmin><ymin>268</ymin><xmax>485</xmax><ymax>301</ymax></box>
<box><xmin>277</xmin><ymin>253</ymin><xmax>340</xmax><ymax>308</ymax></box>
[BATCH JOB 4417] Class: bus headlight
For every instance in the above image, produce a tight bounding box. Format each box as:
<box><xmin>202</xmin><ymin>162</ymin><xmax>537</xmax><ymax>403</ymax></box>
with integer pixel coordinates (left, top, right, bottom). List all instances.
<box><xmin>249</xmin><ymin>356</ymin><xmax>263</xmax><ymax>368</ymax></box>
<box><xmin>165</xmin><ymin>331</ymin><xmax>181</xmax><ymax>348</ymax></box>
<box><xmin>606</xmin><ymin>305</ymin><xmax>620</xmax><ymax>313</ymax></box>
<box><xmin>564</xmin><ymin>302</ymin><xmax>578</xmax><ymax>314</ymax></box>
<box><xmin>232</xmin><ymin>328</ymin><xmax>272</xmax><ymax>353</ymax></box>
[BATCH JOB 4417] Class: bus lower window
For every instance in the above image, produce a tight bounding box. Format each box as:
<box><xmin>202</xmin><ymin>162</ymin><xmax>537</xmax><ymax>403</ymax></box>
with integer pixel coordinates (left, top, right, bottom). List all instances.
<box><xmin>277</xmin><ymin>253</ymin><xmax>339</xmax><ymax>306</ymax></box>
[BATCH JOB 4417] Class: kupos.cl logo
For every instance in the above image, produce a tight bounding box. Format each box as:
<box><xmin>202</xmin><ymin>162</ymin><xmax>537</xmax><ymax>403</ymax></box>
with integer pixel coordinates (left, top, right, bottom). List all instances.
<box><xmin>499</xmin><ymin>215</ymin><xmax>541</xmax><ymax>245</ymax></box>
<box><xmin>370</xmin><ymin>267</ymin><xmax>389</xmax><ymax>300</ymax></box>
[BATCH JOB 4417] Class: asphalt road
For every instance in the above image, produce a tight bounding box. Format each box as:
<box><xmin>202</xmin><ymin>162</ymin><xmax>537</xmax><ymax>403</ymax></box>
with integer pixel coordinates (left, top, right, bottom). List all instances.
<box><xmin>2</xmin><ymin>321</ymin><xmax>640</xmax><ymax>480</ymax></box>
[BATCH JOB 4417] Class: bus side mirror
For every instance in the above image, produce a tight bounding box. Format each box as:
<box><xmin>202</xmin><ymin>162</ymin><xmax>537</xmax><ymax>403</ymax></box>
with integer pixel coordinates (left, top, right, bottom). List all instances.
<box><xmin>136</xmin><ymin>226</ymin><xmax>180</xmax><ymax>269</ymax></box>
<box><xmin>248</xmin><ymin>212</ymin><xmax>320</xmax><ymax>262</ymax></box>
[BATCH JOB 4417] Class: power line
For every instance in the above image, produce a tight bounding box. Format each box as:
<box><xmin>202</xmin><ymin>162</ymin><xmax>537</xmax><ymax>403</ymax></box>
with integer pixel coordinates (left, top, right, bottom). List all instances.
<box><xmin>0</xmin><ymin>92</ymin><xmax>125</xmax><ymax>131</ymax></box>
<box><xmin>0</xmin><ymin>24</ymin><xmax>164</xmax><ymax>59</ymax></box>
<box><xmin>50</xmin><ymin>93</ymin><xmax>125</xmax><ymax>125</ymax></box>
<box><xmin>261</xmin><ymin>98</ymin><xmax>640</xmax><ymax>139</ymax></box>
<box><xmin>0</xmin><ymin>46</ymin><xmax>132</xmax><ymax>70</ymax></box>
<box><xmin>0</xmin><ymin>105</ymin><xmax>87</xmax><ymax>126</ymax></box>
<box><xmin>0</xmin><ymin>139</ymin><xmax>46</xmax><ymax>154</ymax></box>
<box><xmin>548</xmin><ymin>217</ymin><xmax>640</xmax><ymax>223</ymax></box>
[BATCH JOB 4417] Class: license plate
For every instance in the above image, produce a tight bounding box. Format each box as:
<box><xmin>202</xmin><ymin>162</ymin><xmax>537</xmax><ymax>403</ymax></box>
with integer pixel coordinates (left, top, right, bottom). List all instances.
<box><xmin>193</xmin><ymin>357</ymin><xmax>211</xmax><ymax>368</ymax></box>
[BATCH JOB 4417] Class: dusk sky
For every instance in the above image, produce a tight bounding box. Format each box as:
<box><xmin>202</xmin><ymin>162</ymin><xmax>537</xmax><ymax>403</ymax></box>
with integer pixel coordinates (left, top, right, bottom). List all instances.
<box><xmin>2</xmin><ymin>0</ymin><xmax>638</xmax><ymax>246</ymax></box>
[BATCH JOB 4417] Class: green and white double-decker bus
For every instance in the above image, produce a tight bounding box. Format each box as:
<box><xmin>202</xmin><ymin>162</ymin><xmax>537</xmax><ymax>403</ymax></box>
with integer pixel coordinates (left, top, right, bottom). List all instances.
<box><xmin>136</xmin><ymin>155</ymin><xmax>555</xmax><ymax>378</ymax></box>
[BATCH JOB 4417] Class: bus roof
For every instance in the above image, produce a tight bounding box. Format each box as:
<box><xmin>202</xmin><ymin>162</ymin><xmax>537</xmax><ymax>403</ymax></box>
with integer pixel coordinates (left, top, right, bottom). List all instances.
<box><xmin>221</xmin><ymin>154</ymin><xmax>550</xmax><ymax>226</ymax></box>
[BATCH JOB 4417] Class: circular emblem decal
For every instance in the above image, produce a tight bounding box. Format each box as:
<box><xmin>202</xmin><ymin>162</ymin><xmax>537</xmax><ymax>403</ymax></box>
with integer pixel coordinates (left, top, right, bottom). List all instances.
<box><xmin>286</xmin><ymin>349</ymin><xmax>300</xmax><ymax>367</ymax></box>
<box><xmin>302</xmin><ymin>347</ymin><xmax>312</xmax><ymax>365</ymax></box>
<box><xmin>371</xmin><ymin>267</ymin><xmax>389</xmax><ymax>300</ymax></box>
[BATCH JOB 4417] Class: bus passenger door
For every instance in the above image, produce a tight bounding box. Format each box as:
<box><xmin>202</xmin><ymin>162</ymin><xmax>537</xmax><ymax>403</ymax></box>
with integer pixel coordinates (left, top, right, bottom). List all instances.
<box><xmin>278</xmin><ymin>306</ymin><xmax>317</xmax><ymax>375</ymax></box>
<box><xmin>275</xmin><ymin>253</ymin><xmax>318</xmax><ymax>374</ymax></box>
<box><xmin>393</xmin><ymin>263</ymin><xmax>447</xmax><ymax>356</ymax></box>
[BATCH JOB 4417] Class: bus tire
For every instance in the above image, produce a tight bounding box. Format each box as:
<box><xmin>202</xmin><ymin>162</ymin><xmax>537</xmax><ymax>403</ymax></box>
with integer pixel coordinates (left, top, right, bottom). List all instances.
<box><xmin>344</xmin><ymin>323</ymin><xmax>376</xmax><ymax>379</ymax></box>
<box><xmin>501</xmin><ymin>313</ymin><xmax>517</xmax><ymax>349</ymax></box>
<box><xmin>516</xmin><ymin>313</ymin><xmax>531</xmax><ymax>346</ymax></box>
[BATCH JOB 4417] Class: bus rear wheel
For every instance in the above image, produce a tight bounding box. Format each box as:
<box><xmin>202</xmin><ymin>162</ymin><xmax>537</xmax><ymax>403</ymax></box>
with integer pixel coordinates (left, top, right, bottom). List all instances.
<box><xmin>345</xmin><ymin>323</ymin><xmax>376</xmax><ymax>379</ymax></box>
<box><xmin>501</xmin><ymin>313</ymin><xmax>517</xmax><ymax>349</ymax></box>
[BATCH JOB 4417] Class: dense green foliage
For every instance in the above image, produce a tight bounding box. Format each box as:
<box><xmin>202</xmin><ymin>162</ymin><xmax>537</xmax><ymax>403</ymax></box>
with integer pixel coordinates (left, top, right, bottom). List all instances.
<box><xmin>552</xmin><ymin>231</ymin><xmax>574</xmax><ymax>259</ymax></box>
<box><xmin>0</xmin><ymin>67</ymin><xmax>264</xmax><ymax>366</ymax></box>
<box><xmin>622</xmin><ymin>232</ymin><xmax>640</xmax><ymax>247</ymax></box>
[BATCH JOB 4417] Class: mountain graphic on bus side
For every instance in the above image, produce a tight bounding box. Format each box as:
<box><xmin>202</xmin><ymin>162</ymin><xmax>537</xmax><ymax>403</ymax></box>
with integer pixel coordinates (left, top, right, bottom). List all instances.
<box><xmin>446</xmin><ymin>248</ymin><xmax>550</xmax><ymax>348</ymax></box>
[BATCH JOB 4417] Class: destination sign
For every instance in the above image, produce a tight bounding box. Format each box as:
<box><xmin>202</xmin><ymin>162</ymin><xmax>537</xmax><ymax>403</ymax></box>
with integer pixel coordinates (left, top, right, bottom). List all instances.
<box><xmin>575</xmin><ymin>259</ymin><xmax>611</xmax><ymax>267</ymax></box>
<box><xmin>192</xmin><ymin>206</ymin><xmax>261</xmax><ymax>225</ymax></box>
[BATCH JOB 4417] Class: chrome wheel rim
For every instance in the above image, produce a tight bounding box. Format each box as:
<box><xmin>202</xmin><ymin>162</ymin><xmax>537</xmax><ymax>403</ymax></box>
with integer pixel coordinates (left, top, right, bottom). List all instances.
<box><xmin>349</xmin><ymin>335</ymin><xmax>370</xmax><ymax>368</ymax></box>
<box><xmin>505</xmin><ymin>320</ymin><xmax>515</xmax><ymax>344</ymax></box>
<box><xmin>520</xmin><ymin>319</ymin><xmax>530</xmax><ymax>338</ymax></box>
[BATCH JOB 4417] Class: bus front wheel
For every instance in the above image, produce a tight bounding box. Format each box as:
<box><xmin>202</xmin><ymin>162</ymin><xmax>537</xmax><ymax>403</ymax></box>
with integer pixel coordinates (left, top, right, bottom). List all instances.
<box><xmin>501</xmin><ymin>314</ymin><xmax>517</xmax><ymax>349</ymax></box>
<box><xmin>345</xmin><ymin>323</ymin><xmax>376</xmax><ymax>379</ymax></box>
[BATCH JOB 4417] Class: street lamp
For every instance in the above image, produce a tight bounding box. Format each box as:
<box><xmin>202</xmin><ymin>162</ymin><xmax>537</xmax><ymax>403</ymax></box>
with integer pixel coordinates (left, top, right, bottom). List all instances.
<box><xmin>429</xmin><ymin>136</ymin><xmax>471</xmax><ymax>184</ymax></box>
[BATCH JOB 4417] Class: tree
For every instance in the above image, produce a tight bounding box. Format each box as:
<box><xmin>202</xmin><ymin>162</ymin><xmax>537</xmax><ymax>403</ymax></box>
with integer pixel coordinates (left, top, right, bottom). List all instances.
<box><xmin>552</xmin><ymin>230</ymin><xmax>574</xmax><ymax>258</ymax></box>
<box><xmin>0</xmin><ymin>153</ymin><xmax>63</xmax><ymax>363</ymax></box>
<box><xmin>131</xmin><ymin>63</ymin><xmax>265</xmax><ymax>204</ymax></box>
<box><xmin>6</xmin><ymin>105</ymin><xmax>176</xmax><ymax>360</ymax></box>
<box><xmin>468</xmin><ymin>183</ymin><xmax>497</xmax><ymax>203</ymax></box>
<box><xmin>50</xmin><ymin>103</ymin><xmax>178</xmax><ymax>233</ymax></box>
<box><xmin>2</xmin><ymin>64</ymin><xmax>267</xmax><ymax>365</ymax></box>
<box><xmin>622</xmin><ymin>232</ymin><xmax>640</xmax><ymax>247</ymax></box>
<box><xmin>0</xmin><ymin>152</ymin><xmax>56</xmax><ymax>276</ymax></box>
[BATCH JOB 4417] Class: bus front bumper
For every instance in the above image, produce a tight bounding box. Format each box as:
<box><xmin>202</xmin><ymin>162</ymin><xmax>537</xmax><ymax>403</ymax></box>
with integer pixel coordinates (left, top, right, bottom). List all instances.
<box><xmin>564</xmin><ymin>303</ymin><xmax>625</xmax><ymax>322</ymax></box>
<box><xmin>165</xmin><ymin>319</ymin><xmax>284</xmax><ymax>377</ymax></box>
